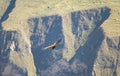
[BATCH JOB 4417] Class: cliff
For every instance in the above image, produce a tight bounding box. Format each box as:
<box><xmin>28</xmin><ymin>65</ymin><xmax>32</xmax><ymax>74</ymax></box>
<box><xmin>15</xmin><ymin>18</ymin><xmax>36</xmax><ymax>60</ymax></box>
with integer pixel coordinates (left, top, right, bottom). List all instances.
<box><xmin>0</xmin><ymin>0</ymin><xmax>120</xmax><ymax>76</ymax></box>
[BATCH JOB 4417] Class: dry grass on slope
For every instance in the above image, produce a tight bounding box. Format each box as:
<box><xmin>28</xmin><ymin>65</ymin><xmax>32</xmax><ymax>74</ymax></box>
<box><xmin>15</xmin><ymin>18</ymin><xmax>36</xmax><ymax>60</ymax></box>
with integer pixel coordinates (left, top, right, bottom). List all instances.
<box><xmin>101</xmin><ymin>0</ymin><xmax>120</xmax><ymax>37</ymax></box>
<box><xmin>0</xmin><ymin>0</ymin><xmax>10</xmax><ymax>19</ymax></box>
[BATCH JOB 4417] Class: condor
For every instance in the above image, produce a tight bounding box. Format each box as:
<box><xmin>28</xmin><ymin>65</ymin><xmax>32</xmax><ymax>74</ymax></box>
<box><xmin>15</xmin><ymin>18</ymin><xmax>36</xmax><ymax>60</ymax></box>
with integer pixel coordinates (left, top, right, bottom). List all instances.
<box><xmin>43</xmin><ymin>39</ymin><xmax>61</xmax><ymax>50</ymax></box>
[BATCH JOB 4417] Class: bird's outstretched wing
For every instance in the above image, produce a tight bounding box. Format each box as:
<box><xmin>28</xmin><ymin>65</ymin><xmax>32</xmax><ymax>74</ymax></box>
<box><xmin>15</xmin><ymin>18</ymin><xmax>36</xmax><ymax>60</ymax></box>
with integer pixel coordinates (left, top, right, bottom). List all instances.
<box><xmin>43</xmin><ymin>39</ymin><xmax>61</xmax><ymax>50</ymax></box>
<box><xmin>43</xmin><ymin>45</ymin><xmax>55</xmax><ymax>50</ymax></box>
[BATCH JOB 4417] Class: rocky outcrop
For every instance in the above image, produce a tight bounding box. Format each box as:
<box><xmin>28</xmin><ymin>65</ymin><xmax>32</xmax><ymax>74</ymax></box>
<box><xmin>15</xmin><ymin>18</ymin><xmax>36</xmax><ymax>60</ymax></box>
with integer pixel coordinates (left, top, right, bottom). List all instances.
<box><xmin>93</xmin><ymin>36</ymin><xmax>120</xmax><ymax>76</ymax></box>
<box><xmin>0</xmin><ymin>31</ymin><xmax>36</xmax><ymax>76</ymax></box>
<box><xmin>0</xmin><ymin>0</ymin><xmax>36</xmax><ymax>76</ymax></box>
<box><xmin>0</xmin><ymin>1</ymin><xmax>120</xmax><ymax>76</ymax></box>
<box><xmin>27</xmin><ymin>7</ymin><xmax>114</xmax><ymax>76</ymax></box>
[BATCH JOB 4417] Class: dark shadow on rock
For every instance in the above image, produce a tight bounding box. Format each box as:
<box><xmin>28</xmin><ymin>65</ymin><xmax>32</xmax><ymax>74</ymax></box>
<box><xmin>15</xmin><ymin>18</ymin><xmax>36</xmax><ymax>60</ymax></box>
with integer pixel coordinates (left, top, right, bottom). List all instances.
<box><xmin>69</xmin><ymin>7</ymin><xmax>111</xmax><ymax>76</ymax></box>
<box><xmin>29</xmin><ymin>7</ymin><xmax>111</xmax><ymax>76</ymax></box>
<box><xmin>70</xmin><ymin>28</ymin><xmax>105</xmax><ymax>76</ymax></box>
<box><xmin>1</xmin><ymin>62</ymin><xmax>27</xmax><ymax>76</ymax></box>
<box><xmin>0</xmin><ymin>25</ymin><xmax>2</xmax><ymax>31</ymax></box>
<box><xmin>39</xmin><ymin>7</ymin><xmax>111</xmax><ymax>76</ymax></box>
<box><xmin>117</xmin><ymin>36</ymin><xmax>120</xmax><ymax>50</ymax></box>
<box><xmin>0</xmin><ymin>0</ymin><xmax>16</xmax><ymax>30</ymax></box>
<box><xmin>41</xmin><ymin>59</ymin><xmax>72</xmax><ymax>76</ymax></box>
<box><xmin>0</xmin><ymin>31</ymin><xmax>17</xmax><ymax>62</ymax></box>
<box><xmin>0</xmin><ymin>31</ymin><xmax>19</xmax><ymax>76</ymax></box>
<box><xmin>71</xmin><ymin>7</ymin><xmax>111</xmax><ymax>35</ymax></box>
<box><xmin>29</xmin><ymin>15</ymin><xmax>64</xmax><ymax>74</ymax></box>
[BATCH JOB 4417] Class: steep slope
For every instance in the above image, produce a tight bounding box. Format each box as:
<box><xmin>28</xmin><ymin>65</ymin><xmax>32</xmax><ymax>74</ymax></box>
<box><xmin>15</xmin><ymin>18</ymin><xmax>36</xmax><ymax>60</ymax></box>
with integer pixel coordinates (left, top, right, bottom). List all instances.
<box><xmin>0</xmin><ymin>0</ymin><xmax>10</xmax><ymax>30</ymax></box>
<box><xmin>0</xmin><ymin>0</ymin><xmax>36</xmax><ymax>76</ymax></box>
<box><xmin>0</xmin><ymin>30</ymin><xmax>36</xmax><ymax>76</ymax></box>
<box><xmin>27</xmin><ymin>7</ymin><xmax>111</xmax><ymax>76</ymax></box>
<box><xmin>0</xmin><ymin>31</ymin><xmax>27</xmax><ymax>76</ymax></box>
<box><xmin>0</xmin><ymin>0</ymin><xmax>120</xmax><ymax>76</ymax></box>
<box><xmin>93</xmin><ymin>36</ymin><xmax>120</xmax><ymax>76</ymax></box>
<box><xmin>28</xmin><ymin>15</ymin><xmax>64</xmax><ymax>73</ymax></box>
<box><xmin>0</xmin><ymin>0</ymin><xmax>10</xmax><ymax>20</ymax></box>
<box><xmin>63</xmin><ymin>7</ymin><xmax>110</xmax><ymax>61</ymax></box>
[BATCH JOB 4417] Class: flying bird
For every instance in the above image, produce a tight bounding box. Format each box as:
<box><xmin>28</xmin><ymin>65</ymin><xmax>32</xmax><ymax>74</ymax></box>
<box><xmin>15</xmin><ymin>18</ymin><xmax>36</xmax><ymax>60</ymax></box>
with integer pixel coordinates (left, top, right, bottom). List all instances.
<box><xmin>43</xmin><ymin>39</ymin><xmax>61</xmax><ymax>50</ymax></box>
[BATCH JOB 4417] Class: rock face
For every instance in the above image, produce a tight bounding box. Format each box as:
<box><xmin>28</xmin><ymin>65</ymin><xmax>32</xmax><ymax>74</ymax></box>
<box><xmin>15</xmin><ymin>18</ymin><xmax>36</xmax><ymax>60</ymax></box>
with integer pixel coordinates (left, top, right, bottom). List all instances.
<box><xmin>0</xmin><ymin>31</ymin><xmax>36</xmax><ymax>76</ymax></box>
<box><xmin>94</xmin><ymin>37</ymin><xmax>120</xmax><ymax>76</ymax></box>
<box><xmin>0</xmin><ymin>0</ymin><xmax>36</xmax><ymax>76</ymax></box>
<box><xmin>0</xmin><ymin>1</ymin><xmax>120</xmax><ymax>76</ymax></box>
